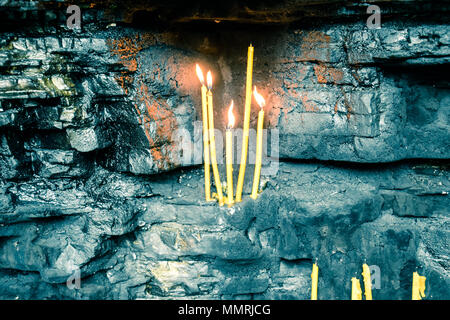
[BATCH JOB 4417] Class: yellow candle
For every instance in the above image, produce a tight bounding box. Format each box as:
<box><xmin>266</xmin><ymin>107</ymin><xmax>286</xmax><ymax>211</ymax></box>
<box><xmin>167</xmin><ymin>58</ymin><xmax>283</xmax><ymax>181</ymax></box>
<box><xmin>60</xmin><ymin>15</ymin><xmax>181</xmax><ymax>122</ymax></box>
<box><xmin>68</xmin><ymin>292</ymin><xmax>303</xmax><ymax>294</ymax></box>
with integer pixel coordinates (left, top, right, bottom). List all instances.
<box><xmin>206</xmin><ymin>71</ymin><xmax>224</xmax><ymax>206</ymax></box>
<box><xmin>311</xmin><ymin>262</ymin><xmax>319</xmax><ymax>300</ymax></box>
<box><xmin>196</xmin><ymin>64</ymin><xmax>212</xmax><ymax>202</ymax></box>
<box><xmin>412</xmin><ymin>271</ymin><xmax>426</xmax><ymax>300</ymax></box>
<box><xmin>362</xmin><ymin>263</ymin><xmax>372</xmax><ymax>300</ymax></box>
<box><xmin>351</xmin><ymin>277</ymin><xmax>362</xmax><ymax>300</ymax></box>
<box><xmin>226</xmin><ymin>101</ymin><xmax>235</xmax><ymax>206</ymax></box>
<box><xmin>236</xmin><ymin>44</ymin><xmax>254</xmax><ymax>202</ymax></box>
<box><xmin>250</xmin><ymin>86</ymin><xmax>265</xmax><ymax>200</ymax></box>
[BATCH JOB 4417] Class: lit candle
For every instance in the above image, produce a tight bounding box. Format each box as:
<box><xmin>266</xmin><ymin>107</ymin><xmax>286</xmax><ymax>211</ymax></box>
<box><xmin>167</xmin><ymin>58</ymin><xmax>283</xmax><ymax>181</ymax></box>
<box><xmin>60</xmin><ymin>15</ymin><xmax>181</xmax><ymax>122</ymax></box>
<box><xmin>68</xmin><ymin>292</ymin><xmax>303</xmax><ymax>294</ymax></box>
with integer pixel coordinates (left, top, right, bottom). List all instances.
<box><xmin>206</xmin><ymin>71</ymin><xmax>224</xmax><ymax>206</ymax></box>
<box><xmin>311</xmin><ymin>262</ymin><xmax>319</xmax><ymax>300</ymax></box>
<box><xmin>362</xmin><ymin>263</ymin><xmax>372</xmax><ymax>300</ymax></box>
<box><xmin>196</xmin><ymin>64</ymin><xmax>212</xmax><ymax>202</ymax></box>
<box><xmin>351</xmin><ymin>277</ymin><xmax>362</xmax><ymax>300</ymax></box>
<box><xmin>236</xmin><ymin>44</ymin><xmax>254</xmax><ymax>202</ymax></box>
<box><xmin>412</xmin><ymin>271</ymin><xmax>426</xmax><ymax>300</ymax></box>
<box><xmin>250</xmin><ymin>86</ymin><xmax>265</xmax><ymax>200</ymax></box>
<box><xmin>226</xmin><ymin>101</ymin><xmax>235</xmax><ymax>206</ymax></box>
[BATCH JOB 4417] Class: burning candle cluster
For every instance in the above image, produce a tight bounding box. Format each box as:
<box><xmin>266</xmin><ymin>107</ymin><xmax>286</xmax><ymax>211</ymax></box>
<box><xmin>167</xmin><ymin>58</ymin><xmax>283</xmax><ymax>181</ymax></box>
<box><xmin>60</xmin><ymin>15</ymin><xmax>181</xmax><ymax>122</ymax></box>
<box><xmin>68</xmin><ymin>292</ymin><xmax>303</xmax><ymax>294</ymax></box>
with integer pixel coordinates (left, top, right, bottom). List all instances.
<box><xmin>196</xmin><ymin>44</ymin><xmax>265</xmax><ymax>207</ymax></box>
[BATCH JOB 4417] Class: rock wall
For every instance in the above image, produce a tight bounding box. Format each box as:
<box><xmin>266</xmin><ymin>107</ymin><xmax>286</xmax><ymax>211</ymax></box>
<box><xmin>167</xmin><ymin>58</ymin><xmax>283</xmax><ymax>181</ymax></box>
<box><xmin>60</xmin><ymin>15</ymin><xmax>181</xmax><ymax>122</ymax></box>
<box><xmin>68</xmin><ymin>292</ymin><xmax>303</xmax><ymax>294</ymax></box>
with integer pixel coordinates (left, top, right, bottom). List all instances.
<box><xmin>0</xmin><ymin>0</ymin><xmax>449</xmax><ymax>299</ymax></box>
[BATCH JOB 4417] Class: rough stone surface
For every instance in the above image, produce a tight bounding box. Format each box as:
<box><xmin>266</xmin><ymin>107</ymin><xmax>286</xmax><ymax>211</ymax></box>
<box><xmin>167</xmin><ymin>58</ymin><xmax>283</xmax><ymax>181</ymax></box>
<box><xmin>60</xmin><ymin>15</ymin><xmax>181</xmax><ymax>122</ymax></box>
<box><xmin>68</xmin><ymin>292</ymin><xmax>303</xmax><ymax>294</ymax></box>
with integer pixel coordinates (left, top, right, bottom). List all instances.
<box><xmin>0</xmin><ymin>0</ymin><xmax>449</xmax><ymax>300</ymax></box>
<box><xmin>0</xmin><ymin>19</ymin><xmax>449</xmax><ymax>173</ymax></box>
<box><xmin>0</xmin><ymin>162</ymin><xmax>448</xmax><ymax>299</ymax></box>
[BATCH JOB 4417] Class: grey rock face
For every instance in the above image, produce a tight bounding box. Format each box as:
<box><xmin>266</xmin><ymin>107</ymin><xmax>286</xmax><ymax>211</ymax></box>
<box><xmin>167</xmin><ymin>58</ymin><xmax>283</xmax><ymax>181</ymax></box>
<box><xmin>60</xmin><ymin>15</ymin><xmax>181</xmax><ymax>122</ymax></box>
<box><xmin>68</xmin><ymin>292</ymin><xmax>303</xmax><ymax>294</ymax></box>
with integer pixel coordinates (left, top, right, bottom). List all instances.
<box><xmin>270</xmin><ymin>24</ymin><xmax>450</xmax><ymax>162</ymax></box>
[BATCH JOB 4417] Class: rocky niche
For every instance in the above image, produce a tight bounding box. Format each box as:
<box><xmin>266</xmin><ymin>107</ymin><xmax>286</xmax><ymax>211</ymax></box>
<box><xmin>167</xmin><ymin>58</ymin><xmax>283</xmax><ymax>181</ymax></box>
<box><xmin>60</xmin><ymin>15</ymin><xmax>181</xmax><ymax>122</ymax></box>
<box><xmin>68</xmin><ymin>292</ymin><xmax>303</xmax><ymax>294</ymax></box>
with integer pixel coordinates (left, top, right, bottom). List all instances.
<box><xmin>0</xmin><ymin>0</ymin><xmax>449</xmax><ymax>299</ymax></box>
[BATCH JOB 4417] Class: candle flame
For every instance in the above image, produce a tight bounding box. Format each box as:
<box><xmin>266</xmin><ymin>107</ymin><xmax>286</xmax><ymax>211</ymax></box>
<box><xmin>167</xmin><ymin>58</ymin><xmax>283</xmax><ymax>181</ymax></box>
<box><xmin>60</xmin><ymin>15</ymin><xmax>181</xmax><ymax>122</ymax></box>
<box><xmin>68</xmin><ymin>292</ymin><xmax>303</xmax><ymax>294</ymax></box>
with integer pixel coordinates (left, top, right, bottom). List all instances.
<box><xmin>228</xmin><ymin>100</ymin><xmax>235</xmax><ymax>128</ymax></box>
<box><xmin>195</xmin><ymin>64</ymin><xmax>204</xmax><ymax>85</ymax></box>
<box><xmin>253</xmin><ymin>86</ymin><xmax>266</xmax><ymax>108</ymax></box>
<box><xmin>206</xmin><ymin>71</ymin><xmax>212</xmax><ymax>89</ymax></box>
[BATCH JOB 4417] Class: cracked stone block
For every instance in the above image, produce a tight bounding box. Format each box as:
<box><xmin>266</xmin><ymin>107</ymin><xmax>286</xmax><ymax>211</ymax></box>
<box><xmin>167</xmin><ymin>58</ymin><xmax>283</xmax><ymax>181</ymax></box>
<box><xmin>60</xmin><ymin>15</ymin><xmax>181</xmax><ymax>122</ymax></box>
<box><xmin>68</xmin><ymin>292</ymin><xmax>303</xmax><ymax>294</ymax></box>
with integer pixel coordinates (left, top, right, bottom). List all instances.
<box><xmin>66</xmin><ymin>127</ymin><xmax>112</xmax><ymax>153</ymax></box>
